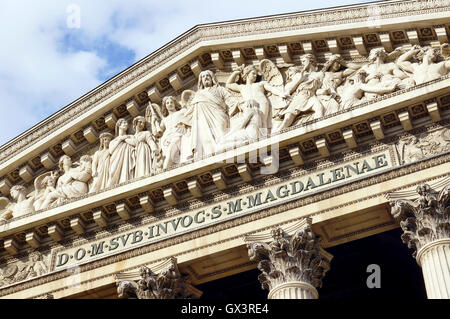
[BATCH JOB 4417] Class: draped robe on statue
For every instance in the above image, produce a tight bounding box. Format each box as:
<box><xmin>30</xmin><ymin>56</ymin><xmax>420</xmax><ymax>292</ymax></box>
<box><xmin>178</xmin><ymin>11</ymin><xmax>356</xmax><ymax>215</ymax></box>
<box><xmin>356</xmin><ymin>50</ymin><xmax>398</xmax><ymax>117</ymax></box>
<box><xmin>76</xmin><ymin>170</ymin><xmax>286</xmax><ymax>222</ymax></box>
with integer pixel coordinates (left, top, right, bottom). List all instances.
<box><xmin>134</xmin><ymin>131</ymin><xmax>156</xmax><ymax>177</ymax></box>
<box><xmin>91</xmin><ymin>149</ymin><xmax>110</xmax><ymax>192</ymax></box>
<box><xmin>109</xmin><ymin>136</ymin><xmax>136</xmax><ymax>186</ymax></box>
<box><xmin>185</xmin><ymin>86</ymin><xmax>231</xmax><ymax>158</ymax></box>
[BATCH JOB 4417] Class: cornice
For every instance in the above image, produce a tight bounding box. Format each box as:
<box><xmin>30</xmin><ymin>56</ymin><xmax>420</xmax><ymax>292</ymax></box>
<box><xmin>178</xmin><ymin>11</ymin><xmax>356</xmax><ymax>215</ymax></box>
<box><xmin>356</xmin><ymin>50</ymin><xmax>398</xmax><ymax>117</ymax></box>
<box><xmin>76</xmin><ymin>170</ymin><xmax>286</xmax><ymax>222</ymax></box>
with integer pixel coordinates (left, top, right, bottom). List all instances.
<box><xmin>0</xmin><ymin>0</ymin><xmax>449</xmax><ymax>167</ymax></box>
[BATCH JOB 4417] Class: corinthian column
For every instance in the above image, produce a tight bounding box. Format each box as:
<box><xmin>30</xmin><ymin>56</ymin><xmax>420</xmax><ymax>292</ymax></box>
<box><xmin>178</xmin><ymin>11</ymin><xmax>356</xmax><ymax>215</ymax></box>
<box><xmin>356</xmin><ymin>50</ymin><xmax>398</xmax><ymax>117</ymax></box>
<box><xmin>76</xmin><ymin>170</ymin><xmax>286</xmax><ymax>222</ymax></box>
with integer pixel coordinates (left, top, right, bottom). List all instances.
<box><xmin>115</xmin><ymin>257</ymin><xmax>202</xmax><ymax>299</ymax></box>
<box><xmin>244</xmin><ymin>218</ymin><xmax>333</xmax><ymax>299</ymax></box>
<box><xmin>389</xmin><ymin>181</ymin><xmax>450</xmax><ymax>299</ymax></box>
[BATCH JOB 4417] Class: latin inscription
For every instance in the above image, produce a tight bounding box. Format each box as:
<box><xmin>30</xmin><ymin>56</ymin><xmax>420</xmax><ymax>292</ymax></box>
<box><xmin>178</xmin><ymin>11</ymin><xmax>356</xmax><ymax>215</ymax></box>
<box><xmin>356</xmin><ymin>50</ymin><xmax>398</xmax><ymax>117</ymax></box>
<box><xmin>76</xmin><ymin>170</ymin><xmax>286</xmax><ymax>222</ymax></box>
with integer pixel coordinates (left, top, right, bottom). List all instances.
<box><xmin>54</xmin><ymin>153</ymin><xmax>391</xmax><ymax>269</ymax></box>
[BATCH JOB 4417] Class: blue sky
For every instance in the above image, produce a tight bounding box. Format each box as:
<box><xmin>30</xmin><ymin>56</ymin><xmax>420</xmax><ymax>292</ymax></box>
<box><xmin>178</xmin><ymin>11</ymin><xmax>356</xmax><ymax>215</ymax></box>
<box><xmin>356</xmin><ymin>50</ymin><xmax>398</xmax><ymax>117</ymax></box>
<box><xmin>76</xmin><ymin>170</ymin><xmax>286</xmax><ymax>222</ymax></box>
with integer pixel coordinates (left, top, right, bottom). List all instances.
<box><xmin>0</xmin><ymin>0</ymin><xmax>376</xmax><ymax>147</ymax></box>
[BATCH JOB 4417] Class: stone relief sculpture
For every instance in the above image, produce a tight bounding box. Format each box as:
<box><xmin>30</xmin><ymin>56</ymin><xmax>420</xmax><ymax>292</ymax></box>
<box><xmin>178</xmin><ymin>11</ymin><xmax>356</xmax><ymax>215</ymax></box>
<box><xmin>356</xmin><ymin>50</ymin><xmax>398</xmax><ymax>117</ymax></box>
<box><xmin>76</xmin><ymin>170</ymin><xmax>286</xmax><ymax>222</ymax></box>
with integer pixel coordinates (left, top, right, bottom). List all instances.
<box><xmin>183</xmin><ymin>70</ymin><xmax>233</xmax><ymax>158</ymax></box>
<box><xmin>317</xmin><ymin>54</ymin><xmax>360</xmax><ymax>115</ymax></box>
<box><xmin>226</xmin><ymin>61</ymin><xmax>288</xmax><ymax>130</ymax></box>
<box><xmin>156</xmin><ymin>96</ymin><xmax>189</xmax><ymax>169</ymax></box>
<box><xmin>90</xmin><ymin>132</ymin><xmax>113</xmax><ymax>192</ymax></box>
<box><xmin>109</xmin><ymin>118</ymin><xmax>136</xmax><ymax>186</ymax></box>
<box><xmin>33</xmin><ymin>171</ymin><xmax>59</xmax><ymax>210</ymax></box>
<box><xmin>397</xmin><ymin>44</ymin><xmax>450</xmax><ymax>85</ymax></box>
<box><xmin>0</xmin><ymin>185</ymin><xmax>35</xmax><ymax>222</ymax></box>
<box><xmin>40</xmin><ymin>155</ymin><xmax>92</xmax><ymax>209</ymax></box>
<box><xmin>145</xmin><ymin>102</ymin><xmax>163</xmax><ymax>137</ymax></box>
<box><xmin>3</xmin><ymin>44</ymin><xmax>450</xmax><ymax>219</ymax></box>
<box><xmin>133</xmin><ymin>116</ymin><xmax>159</xmax><ymax>177</ymax></box>
<box><xmin>273</xmin><ymin>54</ymin><xmax>325</xmax><ymax>131</ymax></box>
<box><xmin>178</xmin><ymin>90</ymin><xmax>194</xmax><ymax>163</ymax></box>
<box><xmin>395</xmin><ymin>128</ymin><xmax>450</xmax><ymax>164</ymax></box>
<box><xmin>339</xmin><ymin>69</ymin><xmax>398</xmax><ymax>110</ymax></box>
<box><xmin>360</xmin><ymin>47</ymin><xmax>413</xmax><ymax>99</ymax></box>
<box><xmin>217</xmin><ymin>99</ymin><xmax>265</xmax><ymax>151</ymax></box>
<box><xmin>0</xmin><ymin>251</ymin><xmax>49</xmax><ymax>287</ymax></box>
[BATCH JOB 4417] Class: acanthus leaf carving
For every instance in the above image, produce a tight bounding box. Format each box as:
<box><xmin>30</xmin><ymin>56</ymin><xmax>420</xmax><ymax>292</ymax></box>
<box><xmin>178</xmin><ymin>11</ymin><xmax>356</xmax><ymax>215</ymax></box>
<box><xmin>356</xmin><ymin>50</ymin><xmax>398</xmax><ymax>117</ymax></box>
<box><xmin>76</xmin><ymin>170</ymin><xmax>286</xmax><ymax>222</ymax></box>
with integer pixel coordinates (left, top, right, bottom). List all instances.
<box><xmin>389</xmin><ymin>181</ymin><xmax>450</xmax><ymax>258</ymax></box>
<box><xmin>115</xmin><ymin>257</ymin><xmax>201</xmax><ymax>299</ymax></box>
<box><xmin>246</xmin><ymin>221</ymin><xmax>332</xmax><ymax>292</ymax></box>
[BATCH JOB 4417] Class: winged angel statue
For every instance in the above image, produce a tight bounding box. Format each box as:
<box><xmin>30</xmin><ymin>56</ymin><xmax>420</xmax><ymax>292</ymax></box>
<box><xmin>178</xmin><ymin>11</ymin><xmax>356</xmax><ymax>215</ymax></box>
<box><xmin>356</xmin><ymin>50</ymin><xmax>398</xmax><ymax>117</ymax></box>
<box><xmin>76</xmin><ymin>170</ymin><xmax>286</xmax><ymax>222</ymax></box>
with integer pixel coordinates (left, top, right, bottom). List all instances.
<box><xmin>225</xmin><ymin>57</ymin><xmax>328</xmax><ymax>134</ymax></box>
<box><xmin>0</xmin><ymin>184</ymin><xmax>37</xmax><ymax>222</ymax></box>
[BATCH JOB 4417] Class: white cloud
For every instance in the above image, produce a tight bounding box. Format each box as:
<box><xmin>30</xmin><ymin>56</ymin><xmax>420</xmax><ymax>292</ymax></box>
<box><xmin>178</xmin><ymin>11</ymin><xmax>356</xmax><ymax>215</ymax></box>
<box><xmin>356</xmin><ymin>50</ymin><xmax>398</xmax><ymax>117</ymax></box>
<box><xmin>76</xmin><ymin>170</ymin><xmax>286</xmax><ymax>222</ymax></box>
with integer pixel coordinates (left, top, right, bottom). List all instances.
<box><xmin>0</xmin><ymin>0</ymin><xmax>373</xmax><ymax>146</ymax></box>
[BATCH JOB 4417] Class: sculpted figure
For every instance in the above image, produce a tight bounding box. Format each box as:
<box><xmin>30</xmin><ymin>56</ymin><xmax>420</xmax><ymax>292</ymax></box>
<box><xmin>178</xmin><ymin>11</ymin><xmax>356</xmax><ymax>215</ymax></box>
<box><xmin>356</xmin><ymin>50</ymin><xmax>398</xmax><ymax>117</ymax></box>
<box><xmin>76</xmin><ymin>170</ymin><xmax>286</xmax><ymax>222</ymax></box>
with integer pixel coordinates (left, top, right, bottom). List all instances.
<box><xmin>395</xmin><ymin>135</ymin><xmax>424</xmax><ymax>165</ymax></box>
<box><xmin>0</xmin><ymin>185</ymin><xmax>35</xmax><ymax>222</ymax></box>
<box><xmin>226</xmin><ymin>62</ymin><xmax>288</xmax><ymax>129</ymax></box>
<box><xmin>156</xmin><ymin>96</ymin><xmax>189</xmax><ymax>169</ymax></box>
<box><xmin>178</xmin><ymin>90</ymin><xmax>194</xmax><ymax>163</ymax></box>
<box><xmin>40</xmin><ymin>155</ymin><xmax>92</xmax><ymax>209</ymax></box>
<box><xmin>274</xmin><ymin>54</ymin><xmax>325</xmax><ymax>131</ymax></box>
<box><xmin>317</xmin><ymin>54</ymin><xmax>360</xmax><ymax>115</ymax></box>
<box><xmin>22</xmin><ymin>251</ymin><xmax>48</xmax><ymax>279</ymax></box>
<box><xmin>33</xmin><ymin>171</ymin><xmax>59</xmax><ymax>210</ymax></box>
<box><xmin>90</xmin><ymin>132</ymin><xmax>113</xmax><ymax>192</ymax></box>
<box><xmin>217</xmin><ymin>99</ymin><xmax>265</xmax><ymax>151</ymax></box>
<box><xmin>397</xmin><ymin>45</ymin><xmax>450</xmax><ymax>85</ymax></box>
<box><xmin>360</xmin><ymin>47</ymin><xmax>411</xmax><ymax>99</ymax></box>
<box><xmin>339</xmin><ymin>69</ymin><xmax>397</xmax><ymax>110</ymax></box>
<box><xmin>145</xmin><ymin>103</ymin><xmax>163</xmax><ymax>136</ymax></box>
<box><xmin>109</xmin><ymin>118</ymin><xmax>136</xmax><ymax>186</ymax></box>
<box><xmin>184</xmin><ymin>70</ymin><xmax>232</xmax><ymax>158</ymax></box>
<box><xmin>394</xmin><ymin>128</ymin><xmax>449</xmax><ymax>165</ymax></box>
<box><xmin>133</xmin><ymin>116</ymin><xmax>159</xmax><ymax>177</ymax></box>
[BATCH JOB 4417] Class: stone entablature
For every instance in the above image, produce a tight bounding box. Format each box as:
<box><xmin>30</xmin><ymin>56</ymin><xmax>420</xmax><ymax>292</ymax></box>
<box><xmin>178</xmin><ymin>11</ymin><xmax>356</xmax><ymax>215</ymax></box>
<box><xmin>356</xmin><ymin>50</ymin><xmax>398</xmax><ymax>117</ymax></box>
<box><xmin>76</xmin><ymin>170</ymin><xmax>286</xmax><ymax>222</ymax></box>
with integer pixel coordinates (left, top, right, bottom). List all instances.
<box><xmin>0</xmin><ymin>151</ymin><xmax>448</xmax><ymax>298</ymax></box>
<box><xmin>0</xmin><ymin>123</ymin><xmax>447</xmax><ymax>294</ymax></box>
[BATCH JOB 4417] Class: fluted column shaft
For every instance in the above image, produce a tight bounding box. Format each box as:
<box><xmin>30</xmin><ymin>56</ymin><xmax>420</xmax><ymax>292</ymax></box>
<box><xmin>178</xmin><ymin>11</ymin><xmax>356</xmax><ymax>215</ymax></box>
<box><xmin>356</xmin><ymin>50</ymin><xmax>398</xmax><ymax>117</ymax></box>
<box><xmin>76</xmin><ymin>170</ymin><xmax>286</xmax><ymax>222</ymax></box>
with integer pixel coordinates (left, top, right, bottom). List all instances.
<box><xmin>417</xmin><ymin>239</ymin><xmax>450</xmax><ymax>299</ymax></box>
<box><xmin>268</xmin><ymin>281</ymin><xmax>318</xmax><ymax>299</ymax></box>
<box><xmin>389</xmin><ymin>181</ymin><xmax>450</xmax><ymax>299</ymax></box>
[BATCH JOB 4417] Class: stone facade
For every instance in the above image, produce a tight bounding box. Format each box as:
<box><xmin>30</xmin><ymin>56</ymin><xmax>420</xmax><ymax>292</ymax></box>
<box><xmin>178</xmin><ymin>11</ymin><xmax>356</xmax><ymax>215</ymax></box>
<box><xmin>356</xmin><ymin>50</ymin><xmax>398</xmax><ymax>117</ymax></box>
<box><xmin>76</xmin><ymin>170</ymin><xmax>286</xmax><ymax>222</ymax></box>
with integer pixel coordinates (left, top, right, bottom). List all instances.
<box><xmin>0</xmin><ymin>0</ymin><xmax>449</xmax><ymax>299</ymax></box>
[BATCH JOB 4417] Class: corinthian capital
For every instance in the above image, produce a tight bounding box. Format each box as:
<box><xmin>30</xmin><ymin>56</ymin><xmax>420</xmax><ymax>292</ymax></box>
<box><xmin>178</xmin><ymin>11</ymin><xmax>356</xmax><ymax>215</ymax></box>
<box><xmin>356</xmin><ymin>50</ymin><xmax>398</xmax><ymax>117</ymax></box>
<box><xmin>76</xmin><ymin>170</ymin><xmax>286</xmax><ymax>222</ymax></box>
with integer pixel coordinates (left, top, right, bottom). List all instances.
<box><xmin>245</xmin><ymin>218</ymin><xmax>333</xmax><ymax>293</ymax></box>
<box><xmin>115</xmin><ymin>257</ymin><xmax>202</xmax><ymax>299</ymax></box>
<box><xmin>389</xmin><ymin>181</ymin><xmax>450</xmax><ymax>258</ymax></box>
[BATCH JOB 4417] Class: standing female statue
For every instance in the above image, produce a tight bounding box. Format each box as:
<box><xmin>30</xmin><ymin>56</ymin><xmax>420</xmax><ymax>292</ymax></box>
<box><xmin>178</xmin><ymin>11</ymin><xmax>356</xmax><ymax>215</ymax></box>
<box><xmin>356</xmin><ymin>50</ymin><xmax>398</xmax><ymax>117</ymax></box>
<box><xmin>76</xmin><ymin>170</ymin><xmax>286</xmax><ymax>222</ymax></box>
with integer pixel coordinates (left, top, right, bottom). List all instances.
<box><xmin>133</xmin><ymin>116</ymin><xmax>159</xmax><ymax>177</ymax></box>
<box><xmin>91</xmin><ymin>132</ymin><xmax>113</xmax><ymax>191</ymax></box>
<box><xmin>109</xmin><ymin>118</ymin><xmax>136</xmax><ymax>186</ymax></box>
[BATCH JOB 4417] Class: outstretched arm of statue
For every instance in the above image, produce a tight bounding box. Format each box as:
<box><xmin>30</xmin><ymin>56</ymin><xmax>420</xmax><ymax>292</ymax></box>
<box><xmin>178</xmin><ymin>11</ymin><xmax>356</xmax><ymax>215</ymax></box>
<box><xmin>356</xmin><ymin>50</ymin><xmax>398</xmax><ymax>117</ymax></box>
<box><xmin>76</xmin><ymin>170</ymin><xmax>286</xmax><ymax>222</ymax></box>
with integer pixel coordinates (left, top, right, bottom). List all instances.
<box><xmin>226</xmin><ymin>70</ymin><xmax>243</xmax><ymax>92</ymax></box>
<box><xmin>263</xmin><ymin>82</ymin><xmax>290</xmax><ymax>99</ymax></box>
<box><xmin>360</xmin><ymin>81</ymin><xmax>397</xmax><ymax>94</ymax></box>
<box><xmin>284</xmin><ymin>72</ymin><xmax>304</xmax><ymax>95</ymax></box>
<box><xmin>340</xmin><ymin>62</ymin><xmax>362</xmax><ymax>78</ymax></box>
<box><xmin>397</xmin><ymin>48</ymin><xmax>420</xmax><ymax>73</ymax></box>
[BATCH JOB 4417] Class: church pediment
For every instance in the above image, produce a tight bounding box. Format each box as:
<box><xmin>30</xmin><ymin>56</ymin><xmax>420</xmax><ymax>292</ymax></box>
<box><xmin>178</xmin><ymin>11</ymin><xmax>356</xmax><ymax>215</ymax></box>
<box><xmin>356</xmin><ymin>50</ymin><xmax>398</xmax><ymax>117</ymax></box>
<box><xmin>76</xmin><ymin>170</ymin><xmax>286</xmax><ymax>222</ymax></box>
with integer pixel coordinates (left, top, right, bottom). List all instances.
<box><xmin>0</xmin><ymin>0</ymin><xmax>450</xmax><ymax>297</ymax></box>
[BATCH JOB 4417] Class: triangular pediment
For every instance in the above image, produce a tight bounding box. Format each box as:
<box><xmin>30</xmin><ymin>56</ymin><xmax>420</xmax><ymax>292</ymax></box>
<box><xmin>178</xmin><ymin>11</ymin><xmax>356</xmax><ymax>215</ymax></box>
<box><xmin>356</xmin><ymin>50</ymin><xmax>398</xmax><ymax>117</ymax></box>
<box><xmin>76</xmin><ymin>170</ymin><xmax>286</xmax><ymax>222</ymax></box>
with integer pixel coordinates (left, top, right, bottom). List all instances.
<box><xmin>0</xmin><ymin>0</ymin><xmax>449</xmax><ymax>298</ymax></box>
